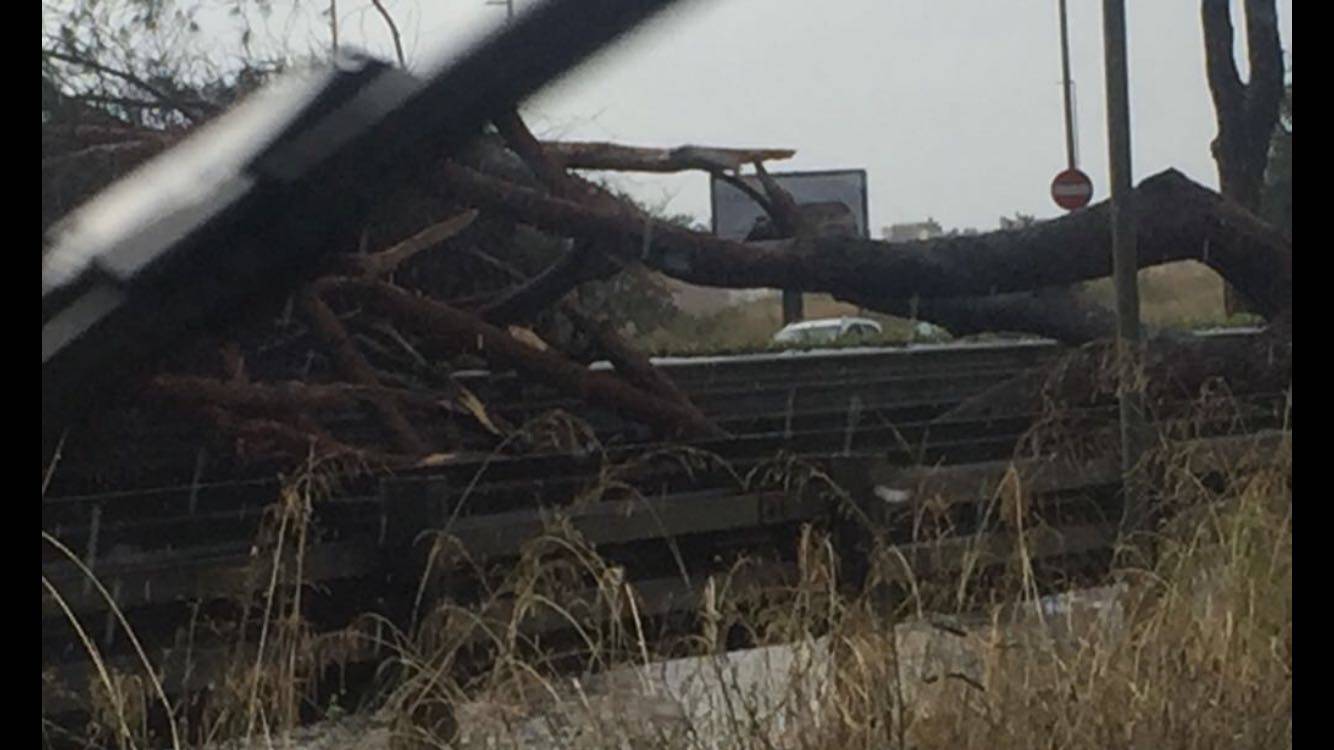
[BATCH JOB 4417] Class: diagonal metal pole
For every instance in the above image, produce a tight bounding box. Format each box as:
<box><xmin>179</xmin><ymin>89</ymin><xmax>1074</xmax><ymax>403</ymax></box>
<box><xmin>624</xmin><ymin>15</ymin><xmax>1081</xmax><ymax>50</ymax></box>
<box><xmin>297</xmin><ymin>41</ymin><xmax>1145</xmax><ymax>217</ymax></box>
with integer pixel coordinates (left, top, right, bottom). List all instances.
<box><xmin>1101</xmin><ymin>0</ymin><xmax>1150</xmax><ymax>533</ymax></box>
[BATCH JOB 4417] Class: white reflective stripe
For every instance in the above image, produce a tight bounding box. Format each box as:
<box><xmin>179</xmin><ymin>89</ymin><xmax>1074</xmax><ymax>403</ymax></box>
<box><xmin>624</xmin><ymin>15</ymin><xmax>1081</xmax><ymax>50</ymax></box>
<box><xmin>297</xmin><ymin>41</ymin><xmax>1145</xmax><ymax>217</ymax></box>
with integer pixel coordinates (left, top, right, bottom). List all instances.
<box><xmin>1053</xmin><ymin>184</ymin><xmax>1092</xmax><ymax>196</ymax></box>
<box><xmin>874</xmin><ymin>486</ymin><xmax>911</xmax><ymax>504</ymax></box>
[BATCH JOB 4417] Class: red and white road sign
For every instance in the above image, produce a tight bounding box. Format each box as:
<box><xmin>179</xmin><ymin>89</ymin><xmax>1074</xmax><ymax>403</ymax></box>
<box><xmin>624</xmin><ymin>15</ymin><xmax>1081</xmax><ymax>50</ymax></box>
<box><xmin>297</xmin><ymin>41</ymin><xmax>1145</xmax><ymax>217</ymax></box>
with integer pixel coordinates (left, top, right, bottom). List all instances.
<box><xmin>1051</xmin><ymin>168</ymin><xmax>1094</xmax><ymax>210</ymax></box>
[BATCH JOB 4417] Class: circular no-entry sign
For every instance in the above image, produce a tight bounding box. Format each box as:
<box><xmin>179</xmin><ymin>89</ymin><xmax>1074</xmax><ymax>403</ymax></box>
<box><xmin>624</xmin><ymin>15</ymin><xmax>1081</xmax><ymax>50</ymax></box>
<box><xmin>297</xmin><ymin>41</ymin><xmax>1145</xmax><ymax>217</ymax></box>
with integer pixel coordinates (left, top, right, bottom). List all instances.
<box><xmin>1051</xmin><ymin>168</ymin><xmax>1093</xmax><ymax>210</ymax></box>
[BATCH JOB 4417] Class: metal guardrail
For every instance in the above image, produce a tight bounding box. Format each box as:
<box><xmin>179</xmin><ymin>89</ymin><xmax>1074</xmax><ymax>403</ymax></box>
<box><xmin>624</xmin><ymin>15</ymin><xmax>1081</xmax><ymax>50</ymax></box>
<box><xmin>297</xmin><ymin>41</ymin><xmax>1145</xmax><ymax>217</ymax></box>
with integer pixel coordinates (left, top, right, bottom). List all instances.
<box><xmin>42</xmin><ymin>429</ymin><xmax>1290</xmax><ymax>719</ymax></box>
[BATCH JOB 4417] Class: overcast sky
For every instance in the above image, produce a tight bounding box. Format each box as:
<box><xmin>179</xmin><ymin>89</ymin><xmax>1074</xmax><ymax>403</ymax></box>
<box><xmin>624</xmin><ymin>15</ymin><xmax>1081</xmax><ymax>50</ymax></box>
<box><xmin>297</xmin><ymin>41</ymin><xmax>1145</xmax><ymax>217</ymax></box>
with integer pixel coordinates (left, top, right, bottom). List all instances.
<box><xmin>234</xmin><ymin>0</ymin><xmax>1292</xmax><ymax>236</ymax></box>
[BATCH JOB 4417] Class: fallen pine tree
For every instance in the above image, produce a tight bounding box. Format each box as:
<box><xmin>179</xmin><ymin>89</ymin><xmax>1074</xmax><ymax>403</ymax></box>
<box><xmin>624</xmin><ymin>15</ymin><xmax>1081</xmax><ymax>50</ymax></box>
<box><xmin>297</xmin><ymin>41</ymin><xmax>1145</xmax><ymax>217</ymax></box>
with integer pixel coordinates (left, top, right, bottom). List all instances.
<box><xmin>42</xmin><ymin>90</ymin><xmax>1291</xmax><ymax>469</ymax></box>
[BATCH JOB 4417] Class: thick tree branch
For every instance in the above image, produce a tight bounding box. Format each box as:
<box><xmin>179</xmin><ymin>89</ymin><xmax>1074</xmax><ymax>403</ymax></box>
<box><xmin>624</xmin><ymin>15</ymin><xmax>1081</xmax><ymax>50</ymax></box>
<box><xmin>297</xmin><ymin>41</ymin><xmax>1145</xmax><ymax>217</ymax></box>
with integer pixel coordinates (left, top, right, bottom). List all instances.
<box><xmin>752</xmin><ymin>161</ymin><xmax>805</xmax><ymax>236</ymax></box>
<box><xmin>319</xmin><ymin>278</ymin><xmax>725</xmax><ymax>439</ymax></box>
<box><xmin>1242</xmin><ymin>0</ymin><xmax>1285</xmax><ymax>135</ymax></box>
<box><xmin>1202</xmin><ymin>0</ymin><xmax>1245</xmax><ymax>123</ymax></box>
<box><xmin>487</xmin><ymin>110</ymin><xmax>714</xmax><ymax>427</ymax></box>
<box><xmin>494</xmin><ymin>109</ymin><xmax>576</xmax><ymax>197</ymax></box>
<box><xmin>437</xmin><ymin>164</ymin><xmax>1291</xmax><ymax>325</ymax></box>
<box><xmin>559</xmin><ymin>304</ymin><xmax>708</xmax><ymax>425</ymax></box>
<box><xmin>714</xmin><ymin>171</ymin><xmax>776</xmax><ymax>220</ymax></box>
<box><xmin>148</xmin><ymin>375</ymin><xmax>447</xmax><ymax>414</ymax></box>
<box><xmin>488</xmin><ymin>110</ymin><xmax>630</xmax><ymax>310</ymax></box>
<box><xmin>296</xmin><ymin>286</ymin><xmax>430</xmax><ymax>455</ymax></box>
<box><xmin>545</xmin><ymin>142</ymin><xmax>795</xmax><ymax>173</ymax></box>
<box><xmin>479</xmin><ymin>240</ymin><xmax>618</xmax><ymax>324</ymax></box>
<box><xmin>1202</xmin><ymin>0</ymin><xmax>1285</xmax><ymax>212</ymax></box>
<box><xmin>326</xmin><ymin>210</ymin><xmax>478</xmax><ymax>278</ymax></box>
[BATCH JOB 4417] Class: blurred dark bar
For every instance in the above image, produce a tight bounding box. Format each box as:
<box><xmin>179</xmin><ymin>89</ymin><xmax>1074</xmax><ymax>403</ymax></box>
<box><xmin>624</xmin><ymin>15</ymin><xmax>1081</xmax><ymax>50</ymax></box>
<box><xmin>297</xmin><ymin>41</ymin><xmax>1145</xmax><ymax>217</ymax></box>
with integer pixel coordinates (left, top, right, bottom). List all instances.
<box><xmin>42</xmin><ymin>0</ymin><xmax>686</xmax><ymax>429</ymax></box>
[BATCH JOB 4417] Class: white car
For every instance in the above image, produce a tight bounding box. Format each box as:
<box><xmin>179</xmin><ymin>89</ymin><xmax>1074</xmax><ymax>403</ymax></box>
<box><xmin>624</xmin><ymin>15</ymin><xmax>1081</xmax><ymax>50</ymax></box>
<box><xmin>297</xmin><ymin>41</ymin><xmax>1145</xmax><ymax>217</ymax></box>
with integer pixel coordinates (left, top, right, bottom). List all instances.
<box><xmin>772</xmin><ymin>317</ymin><xmax>883</xmax><ymax>346</ymax></box>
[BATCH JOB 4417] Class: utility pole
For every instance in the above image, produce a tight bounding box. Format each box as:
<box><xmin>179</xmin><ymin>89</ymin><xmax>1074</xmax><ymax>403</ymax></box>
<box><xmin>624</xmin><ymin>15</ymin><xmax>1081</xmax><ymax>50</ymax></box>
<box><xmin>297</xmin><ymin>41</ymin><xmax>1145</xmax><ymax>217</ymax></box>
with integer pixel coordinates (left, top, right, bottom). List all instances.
<box><xmin>1100</xmin><ymin>0</ymin><xmax>1149</xmax><ymax>533</ymax></box>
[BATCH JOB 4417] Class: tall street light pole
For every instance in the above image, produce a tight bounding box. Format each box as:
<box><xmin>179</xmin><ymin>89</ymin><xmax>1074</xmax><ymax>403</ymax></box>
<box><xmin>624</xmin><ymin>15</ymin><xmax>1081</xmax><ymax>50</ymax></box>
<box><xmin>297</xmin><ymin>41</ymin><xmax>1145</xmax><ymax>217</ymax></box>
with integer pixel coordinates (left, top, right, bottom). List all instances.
<box><xmin>1101</xmin><ymin>0</ymin><xmax>1149</xmax><ymax>533</ymax></box>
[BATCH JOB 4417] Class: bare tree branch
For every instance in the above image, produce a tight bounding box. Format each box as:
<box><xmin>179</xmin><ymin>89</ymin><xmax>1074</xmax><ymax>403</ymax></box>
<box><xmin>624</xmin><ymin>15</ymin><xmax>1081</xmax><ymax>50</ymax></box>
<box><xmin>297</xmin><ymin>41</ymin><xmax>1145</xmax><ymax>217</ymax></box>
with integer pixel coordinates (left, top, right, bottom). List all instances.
<box><xmin>547</xmin><ymin>142</ymin><xmax>795</xmax><ymax>173</ymax></box>
<box><xmin>752</xmin><ymin>161</ymin><xmax>805</xmax><ymax>236</ymax></box>
<box><xmin>370</xmin><ymin>0</ymin><xmax>408</xmax><ymax>69</ymax></box>
<box><xmin>494</xmin><ymin>109</ymin><xmax>576</xmax><ymax>197</ymax></box>
<box><xmin>478</xmin><ymin>240</ymin><xmax>617</xmax><ymax>324</ymax></box>
<box><xmin>326</xmin><ymin>210</ymin><xmax>479</xmax><ymax>278</ymax></box>
<box><xmin>1202</xmin><ymin>0</ymin><xmax>1245</xmax><ymax>122</ymax></box>
<box><xmin>43</xmin><ymin>48</ymin><xmax>214</xmax><ymax>123</ymax></box>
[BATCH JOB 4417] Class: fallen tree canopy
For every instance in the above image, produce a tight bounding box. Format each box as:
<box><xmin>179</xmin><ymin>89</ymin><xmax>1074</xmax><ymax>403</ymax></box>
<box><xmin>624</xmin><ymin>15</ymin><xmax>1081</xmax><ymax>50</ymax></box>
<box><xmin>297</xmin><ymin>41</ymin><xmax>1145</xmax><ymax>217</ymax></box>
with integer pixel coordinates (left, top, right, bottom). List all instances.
<box><xmin>43</xmin><ymin>88</ymin><xmax>1293</xmax><ymax>468</ymax></box>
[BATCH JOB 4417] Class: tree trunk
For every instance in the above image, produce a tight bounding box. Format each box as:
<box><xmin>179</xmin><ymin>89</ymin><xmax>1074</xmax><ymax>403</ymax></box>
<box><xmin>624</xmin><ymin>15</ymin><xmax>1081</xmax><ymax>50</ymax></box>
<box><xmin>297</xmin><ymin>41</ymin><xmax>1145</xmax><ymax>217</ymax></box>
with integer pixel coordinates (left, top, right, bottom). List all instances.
<box><xmin>1201</xmin><ymin>0</ymin><xmax>1286</xmax><ymax>314</ymax></box>
<box><xmin>437</xmin><ymin>164</ymin><xmax>1291</xmax><ymax>341</ymax></box>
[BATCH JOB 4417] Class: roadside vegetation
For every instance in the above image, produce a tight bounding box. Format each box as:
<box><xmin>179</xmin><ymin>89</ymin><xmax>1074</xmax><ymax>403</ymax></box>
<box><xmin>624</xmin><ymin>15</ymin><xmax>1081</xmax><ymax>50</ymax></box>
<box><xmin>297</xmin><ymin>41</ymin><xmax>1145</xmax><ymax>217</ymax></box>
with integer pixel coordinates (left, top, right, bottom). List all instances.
<box><xmin>638</xmin><ymin>260</ymin><xmax>1258</xmax><ymax>357</ymax></box>
<box><xmin>44</xmin><ymin>408</ymin><xmax>1291</xmax><ymax>750</ymax></box>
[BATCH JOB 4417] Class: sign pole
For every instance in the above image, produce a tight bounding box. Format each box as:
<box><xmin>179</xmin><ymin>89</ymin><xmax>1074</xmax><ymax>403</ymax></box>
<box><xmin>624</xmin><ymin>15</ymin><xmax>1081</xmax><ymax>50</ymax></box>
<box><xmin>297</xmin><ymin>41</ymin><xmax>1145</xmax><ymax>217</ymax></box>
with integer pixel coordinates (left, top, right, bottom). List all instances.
<box><xmin>1058</xmin><ymin>0</ymin><xmax>1077</xmax><ymax>170</ymax></box>
<box><xmin>1101</xmin><ymin>0</ymin><xmax>1149</xmax><ymax>533</ymax></box>
<box><xmin>782</xmin><ymin>289</ymin><xmax>804</xmax><ymax>325</ymax></box>
<box><xmin>1051</xmin><ymin>1</ymin><xmax>1092</xmax><ymax>212</ymax></box>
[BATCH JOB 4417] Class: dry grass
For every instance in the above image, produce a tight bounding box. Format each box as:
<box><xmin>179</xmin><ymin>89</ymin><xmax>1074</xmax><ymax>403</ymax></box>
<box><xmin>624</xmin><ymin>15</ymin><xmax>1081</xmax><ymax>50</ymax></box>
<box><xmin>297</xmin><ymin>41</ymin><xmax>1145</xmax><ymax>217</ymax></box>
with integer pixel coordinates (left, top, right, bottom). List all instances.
<box><xmin>1079</xmin><ymin>261</ymin><xmax>1264</xmax><ymax>329</ymax></box>
<box><xmin>44</xmin><ymin>413</ymin><xmax>1292</xmax><ymax>750</ymax></box>
<box><xmin>642</xmin><ymin>262</ymin><xmax>1254</xmax><ymax>356</ymax></box>
<box><xmin>641</xmin><ymin>292</ymin><xmax>919</xmax><ymax>355</ymax></box>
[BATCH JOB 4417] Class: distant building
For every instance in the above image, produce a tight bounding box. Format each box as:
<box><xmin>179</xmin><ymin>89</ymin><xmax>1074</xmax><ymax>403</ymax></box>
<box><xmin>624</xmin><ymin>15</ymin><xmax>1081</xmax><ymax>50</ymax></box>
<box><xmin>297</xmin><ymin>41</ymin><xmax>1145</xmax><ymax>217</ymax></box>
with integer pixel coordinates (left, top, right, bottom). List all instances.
<box><xmin>883</xmin><ymin>218</ymin><xmax>943</xmax><ymax>242</ymax></box>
